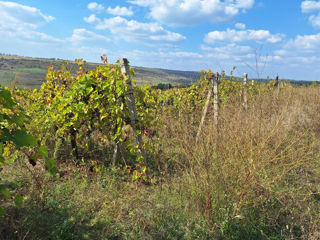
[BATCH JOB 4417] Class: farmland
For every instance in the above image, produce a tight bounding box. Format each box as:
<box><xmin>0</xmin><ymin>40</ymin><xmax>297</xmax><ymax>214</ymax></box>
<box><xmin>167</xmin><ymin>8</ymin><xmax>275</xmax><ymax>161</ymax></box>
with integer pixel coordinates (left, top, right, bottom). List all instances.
<box><xmin>0</xmin><ymin>58</ymin><xmax>320</xmax><ymax>239</ymax></box>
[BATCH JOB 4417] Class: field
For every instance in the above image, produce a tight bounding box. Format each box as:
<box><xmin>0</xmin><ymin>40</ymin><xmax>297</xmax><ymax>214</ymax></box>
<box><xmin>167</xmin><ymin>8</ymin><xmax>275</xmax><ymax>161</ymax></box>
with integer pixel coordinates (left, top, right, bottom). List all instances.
<box><xmin>0</xmin><ymin>55</ymin><xmax>200</xmax><ymax>89</ymax></box>
<box><xmin>0</xmin><ymin>60</ymin><xmax>320</xmax><ymax>239</ymax></box>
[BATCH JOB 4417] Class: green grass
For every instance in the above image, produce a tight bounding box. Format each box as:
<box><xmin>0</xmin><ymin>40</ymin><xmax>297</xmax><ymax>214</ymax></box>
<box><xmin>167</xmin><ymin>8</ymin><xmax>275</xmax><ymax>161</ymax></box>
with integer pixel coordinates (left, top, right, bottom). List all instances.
<box><xmin>0</xmin><ymin>166</ymin><xmax>216</xmax><ymax>239</ymax></box>
<box><xmin>0</xmin><ymin>71</ymin><xmax>16</xmax><ymax>87</ymax></box>
<box><xmin>15</xmin><ymin>68</ymin><xmax>47</xmax><ymax>74</ymax></box>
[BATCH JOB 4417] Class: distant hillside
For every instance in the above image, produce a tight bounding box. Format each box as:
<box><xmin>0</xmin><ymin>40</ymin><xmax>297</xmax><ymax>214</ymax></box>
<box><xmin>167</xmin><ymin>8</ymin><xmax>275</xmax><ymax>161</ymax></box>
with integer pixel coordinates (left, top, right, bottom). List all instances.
<box><xmin>0</xmin><ymin>54</ymin><xmax>201</xmax><ymax>89</ymax></box>
<box><xmin>0</xmin><ymin>54</ymin><xmax>317</xmax><ymax>89</ymax></box>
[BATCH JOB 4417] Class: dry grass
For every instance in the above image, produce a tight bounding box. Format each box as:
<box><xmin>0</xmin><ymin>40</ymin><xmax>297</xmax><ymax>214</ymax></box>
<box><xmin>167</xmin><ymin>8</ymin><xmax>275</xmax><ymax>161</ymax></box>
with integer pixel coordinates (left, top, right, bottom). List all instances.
<box><xmin>157</xmin><ymin>84</ymin><xmax>320</xmax><ymax>238</ymax></box>
<box><xmin>1</xmin><ymin>84</ymin><xmax>320</xmax><ymax>239</ymax></box>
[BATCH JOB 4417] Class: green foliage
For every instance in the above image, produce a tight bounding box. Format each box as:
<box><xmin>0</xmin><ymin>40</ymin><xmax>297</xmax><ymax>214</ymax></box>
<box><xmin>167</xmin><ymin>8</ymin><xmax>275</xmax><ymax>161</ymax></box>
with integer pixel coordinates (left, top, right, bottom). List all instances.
<box><xmin>25</xmin><ymin>59</ymin><xmax>156</xmax><ymax>169</ymax></box>
<box><xmin>152</xmin><ymin>69</ymin><xmax>245</xmax><ymax>122</ymax></box>
<box><xmin>0</xmin><ymin>85</ymin><xmax>36</xmax><ymax>165</ymax></box>
<box><xmin>0</xmin><ymin>85</ymin><xmax>56</xmax><ymax>214</ymax></box>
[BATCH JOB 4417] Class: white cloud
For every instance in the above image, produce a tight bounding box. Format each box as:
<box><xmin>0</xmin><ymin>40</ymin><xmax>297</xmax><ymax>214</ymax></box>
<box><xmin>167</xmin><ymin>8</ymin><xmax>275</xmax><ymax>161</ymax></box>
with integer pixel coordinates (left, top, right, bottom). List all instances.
<box><xmin>167</xmin><ymin>51</ymin><xmax>203</xmax><ymax>58</ymax></box>
<box><xmin>210</xmin><ymin>44</ymin><xmax>252</xmax><ymax>54</ymax></box>
<box><xmin>274</xmin><ymin>49</ymin><xmax>289</xmax><ymax>56</ymax></box>
<box><xmin>0</xmin><ymin>28</ymin><xmax>62</xmax><ymax>43</ymax></box>
<box><xmin>84</xmin><ymin>14</ymin><xmax>100</xmax><ymax>23</ymax></box>
<box><xmin>285</xmin><ymin>33</ymin><xmax>320</xmax><ymax>52</ymax></box>
<box><xmin>269</xmin><ymin>32</ymin><xmax>320</xmax><ymax>80</ymax></box>
<box><xmin>0</xmin><ymin>1</ymin><xmax>113</xmax><ymax>57</ymax></box>
<box><xmin>1</xmin><ymin>27</ymin><xmax>111</xmax><ymax>46</ymax></box>
<box><xmin>95</xmin><ymin>16</ymin><xmax>186</xmax><ymax>44</ymax></box>
<box><xmin>122</xmin><ymin>44</ymin><xmax>254</xmax><ymax>71</ymax></box>
<box><xmin>127</xmin><ymin>50</ymin><xmax>203</xmax><ymax>61</ymax></box>
<box><xmin>234</xmin><ymin>0</ymin><xmax>256</xmax><ymax>8</ymax></box>
<box><xmin>23</xmin><ymin>31</ymin><xmax>62</xmax><ymax>43</ymax></box>
<box><xmin>0</xmin><ymin>1</ymin><xmax>60</xmax><ymax>46</ymax></box>
<box><xmin>309</xmin><ymin>12</ymin><xmax>320</xmax><ymax>27</ymax></box>
<box><xmin>272</xmin><ymin>55</ymin><xmax>281</xmax><ymax>61</ymax></box>
<box><xmin>0</xmin><ymin>1</ymin><xmax>55</xmax><ymax>30</ymax></box>
<box><xmin>120</xmin><ymin>45</ymin><xmax>267</xmax><ymax>77</ymax></box>
<box><xmin>301</xmin><ymin>1</ymin><xmax>320</xmax><ymax>13</ymax></box>
<box><xmin>68</xmin><ymin>28</ymin><xmax>110</xmax><ymax>44</ymax></box>
<box><xmin>204</xmin><ymin>28</ymin><xmax>284</xmax><ymax>44</ymax></box>
<box><xmin>107</xmin><ymin>6</ymin><xmax>134</xmax><ymax>16</ymax></box>
<box><xmin>301</xmin><ymin>1</ymin><xmax>320</xmax><ymax>28</ymax></box>
<box><xmin>201</xmin><ymin>43</ymin><xmax>252</xmax><ymax>60</ymax></box>
<box><xmin>119</xmin><ymin>46</ymin><xmax>320</xmax><ymax>81</ymax></box>
<box><xmin>128</xmin><ymin>0</ymin><xmax>254</xmax><ymax>26</ymax></box>
<box><xmin>88</xmin><ymin>2</ymin><xmax>105</xmax><ymax>12</ymax></box>
<box><xmin>119</xmin><ymin>49</ymin><xmax>207</xmax><ymax>72</ymax></box>
<box><xmin>235</xmin><ymin>23</ymin><xmax>246</xmax><ymax>29</ymax></box>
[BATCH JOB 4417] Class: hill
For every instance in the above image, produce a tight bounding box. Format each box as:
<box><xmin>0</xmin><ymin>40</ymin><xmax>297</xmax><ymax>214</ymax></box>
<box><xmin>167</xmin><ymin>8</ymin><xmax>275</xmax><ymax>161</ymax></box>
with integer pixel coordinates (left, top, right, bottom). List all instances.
<box><xmin>0</xmin><ymin>54</ymin><xmax>201</xmax><ymax>88</ymax></box>
<box><xmin>0</xmin><ymin>54</ymin><xmax>318</xmax><ymax>89</ymax></box>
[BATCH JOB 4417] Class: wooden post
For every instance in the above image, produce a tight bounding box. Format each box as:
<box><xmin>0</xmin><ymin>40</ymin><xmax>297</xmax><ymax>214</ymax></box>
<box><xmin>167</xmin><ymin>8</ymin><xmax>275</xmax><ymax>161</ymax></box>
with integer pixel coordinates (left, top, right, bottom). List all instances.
<box><xmin>112</xmin><ymin>139</ymin><xmax>126</xmax><ymax>166</ymax></box>
<box><xmin>119</xmin><ymin>58</ymin><xmax>146</xmax><ymax>165</ymax></box>
<box><xmin>112</xmin><ymin>143</ymin><xmax>119</xmax><ymax>166</ymax></box>
<box><xmin>196</xmin><ymin>73</ymin><xmax>214</xmax><ymax>143</ymax></box>
<box><xmin>243</xmin><ymin>73</ymin><xmax>248</xmax><ymax>110</ymax></box>
<box><xmin>213</xmin><ymin>72</ymin><xmax>219</xmax><ymax>128</ymax></box>
<box><xmin>275</xmin><ymin>75</ymin><xmax>279</xmax><ymax>87</ymax></box>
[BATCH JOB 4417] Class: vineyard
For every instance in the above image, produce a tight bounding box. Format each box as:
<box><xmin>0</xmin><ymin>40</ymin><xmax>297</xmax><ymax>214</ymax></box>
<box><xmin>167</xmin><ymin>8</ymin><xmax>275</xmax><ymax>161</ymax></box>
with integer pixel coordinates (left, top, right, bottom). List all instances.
<box><xmin>1</xmin><ymin>58</ymin><xmax>320</xmax><ymax>239</ymax></box>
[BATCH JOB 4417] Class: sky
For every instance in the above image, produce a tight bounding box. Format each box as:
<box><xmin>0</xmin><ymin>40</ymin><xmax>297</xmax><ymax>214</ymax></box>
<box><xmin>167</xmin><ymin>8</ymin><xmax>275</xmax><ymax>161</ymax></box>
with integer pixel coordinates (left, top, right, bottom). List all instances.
<box><xmin>0</xmin><ymin>0</ymin><xmax>319</xmax><ymax>80</ymax></box>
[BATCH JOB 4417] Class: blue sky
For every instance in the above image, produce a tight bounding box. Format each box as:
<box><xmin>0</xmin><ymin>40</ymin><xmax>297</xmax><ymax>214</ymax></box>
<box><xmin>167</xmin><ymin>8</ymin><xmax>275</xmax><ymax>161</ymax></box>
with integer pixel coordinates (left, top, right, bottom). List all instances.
<box><xmin>0</xmin><ymin>0</ymin><xmax>320</xmax><ymax>80</ymax></box>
